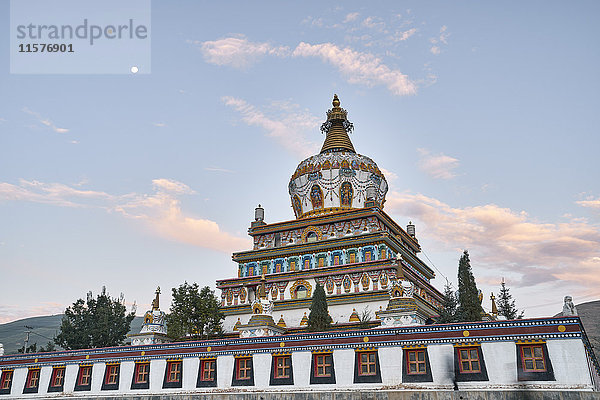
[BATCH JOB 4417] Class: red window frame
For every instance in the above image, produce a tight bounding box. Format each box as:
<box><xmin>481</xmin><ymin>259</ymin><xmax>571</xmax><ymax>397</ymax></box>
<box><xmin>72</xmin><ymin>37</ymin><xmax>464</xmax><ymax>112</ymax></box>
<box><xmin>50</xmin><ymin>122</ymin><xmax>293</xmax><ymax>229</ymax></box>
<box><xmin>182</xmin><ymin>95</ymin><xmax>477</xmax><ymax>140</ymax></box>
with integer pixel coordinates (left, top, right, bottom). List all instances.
<box><xmin>236</xmin><ymin>358</ymin><xmax>252</xmax><ymax>380</ymax></box>
<box><xmin>134</xmin><ymin>362</ymin><xmax>150</xmax><ymax>384</ymax></box>
<box><xmin>166</xmin><ymin>361</ymin><xmax>182</xmax><ymax>383</ymax></box>
<box><xmin>50</xmin><ymin>367</ymin><xmax>66</xmax><ymax>387</ymax></box>
<box><xmin>105</xmin><ymin>364</ymin><xmax>119</xmax><ymax>385</ymax></box>
<box><xmin>358</xmin><ymin>351</ymin><xmax>377</xmax><ymax>376</ymax></box>
<box><xmin>274</xmin><ymin>355</ymin><xmax>291</xmax><ymax>379</ymax></box>
<box><xmin>520</xmin><ymin>345</ymin><xmax>547</xmax><ymax>372</ymax></box>
<box><xmin>457</xmin><ymin>347</ymin><xmax>481</xmax><ymax>373</ymax></box>
<box><xmin>26</xmin><ymin>369</ymin><xmax>40</xmax><ymax>388</ymax></box>
<box><xmin>406</xmin><ymin>350</ymin><xmax>427</xmax><ymax>375</ymax></box>
<box><xmin>314</xmin><ymin>354</ymin><xmax>332</xmax><ymax>377</ymax></box>
<box><xmin>0</xmin><ymin>370</ymin><xmax>13</xmax><ymax>390</ymax></box>
<box><xmin>78</xmin><ymin>365</ymin><xmax>92</xmax><ymax>386</ymax></box>
<box><xmin>200</xmin><ymin>359</ymin><xmax>216</xmax><ymax>381</ymax></box>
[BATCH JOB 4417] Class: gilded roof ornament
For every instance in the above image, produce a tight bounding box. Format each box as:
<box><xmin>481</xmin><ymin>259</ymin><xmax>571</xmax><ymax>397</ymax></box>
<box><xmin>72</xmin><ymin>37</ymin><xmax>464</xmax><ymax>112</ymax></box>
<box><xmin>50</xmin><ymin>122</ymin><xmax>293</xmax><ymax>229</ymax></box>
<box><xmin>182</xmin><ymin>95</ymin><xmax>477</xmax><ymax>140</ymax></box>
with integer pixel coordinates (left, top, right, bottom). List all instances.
<box><xmin>320</xmin><ymin>94</ymin><xmax>355</xmax><ymax>153</ymax></box>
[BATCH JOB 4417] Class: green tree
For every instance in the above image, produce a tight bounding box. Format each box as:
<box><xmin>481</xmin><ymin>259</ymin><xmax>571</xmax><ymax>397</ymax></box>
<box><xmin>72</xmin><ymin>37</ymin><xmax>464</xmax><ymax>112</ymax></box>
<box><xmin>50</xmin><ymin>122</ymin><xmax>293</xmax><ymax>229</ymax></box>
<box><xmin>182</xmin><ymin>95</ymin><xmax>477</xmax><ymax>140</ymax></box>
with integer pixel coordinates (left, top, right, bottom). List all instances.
<box><xmin>437</xmin><ymin>281</ymin><xmax>458</xmax><ymax>323</ymax></box>
<box><xmin>18</xmin><ymin>341</ymin><xmax>56</xmax><ymax>354</ymax></box>
<box><xmin>497</xmin><ymin>279</ymin><xmax>524</xmax><ymax>319</ymax></box>
<box><xmin>55</xmin><ymin>287</ymin><xmax>135</xmax><ymax>350</ymax></box>
<box><xmin>307</xmin><ymin>284</ymin><xmax>331</xmax><ymax>332</ymax></box>
<box><xmin>456</xmin><ymin>250</ymin><xmax>483</xmax><ymax>322</ymax></box>
<box><xmin>166</xmin><ymin>282</ymin><xmax>223</xmax><ymax>340</ymax></box>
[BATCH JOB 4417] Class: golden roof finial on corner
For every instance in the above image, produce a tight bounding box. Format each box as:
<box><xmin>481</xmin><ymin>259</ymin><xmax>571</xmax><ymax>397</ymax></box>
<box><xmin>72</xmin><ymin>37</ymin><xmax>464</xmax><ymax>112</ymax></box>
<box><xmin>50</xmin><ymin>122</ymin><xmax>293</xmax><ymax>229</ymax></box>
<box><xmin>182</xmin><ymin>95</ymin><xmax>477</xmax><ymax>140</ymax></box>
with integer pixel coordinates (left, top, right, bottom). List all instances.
<box><xmin>152</xmin><ymin>286</ymin><xmax>161</xmax><ymax>311</ymax></box>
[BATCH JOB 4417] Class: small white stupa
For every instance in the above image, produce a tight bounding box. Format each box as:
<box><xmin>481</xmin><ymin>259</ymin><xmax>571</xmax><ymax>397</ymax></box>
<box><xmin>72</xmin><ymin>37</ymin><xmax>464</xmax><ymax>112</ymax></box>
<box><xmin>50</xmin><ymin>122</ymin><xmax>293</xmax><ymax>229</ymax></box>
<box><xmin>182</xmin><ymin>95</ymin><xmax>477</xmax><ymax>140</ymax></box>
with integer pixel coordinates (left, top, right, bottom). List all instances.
<box><xmin>128</xmin><ymin>287</ymin><xmax>170</xmax><ymax>346</ymax></box>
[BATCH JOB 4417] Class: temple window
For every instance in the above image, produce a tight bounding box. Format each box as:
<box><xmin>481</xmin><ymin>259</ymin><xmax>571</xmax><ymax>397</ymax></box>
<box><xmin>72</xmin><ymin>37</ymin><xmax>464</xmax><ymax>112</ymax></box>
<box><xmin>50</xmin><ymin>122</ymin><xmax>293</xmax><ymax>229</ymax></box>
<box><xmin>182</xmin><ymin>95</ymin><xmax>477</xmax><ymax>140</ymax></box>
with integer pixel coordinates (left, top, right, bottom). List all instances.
<box><xmin>135</xmin><ymin>363</ymin><xmax>150</xmax><ymax>383</ymax></box>
<box><xmin>307</xmin><ymin>232</ymin><xmax>318</xmax><ymax>242</ymax></box>
<box><xmin>289</xmin><ymin>261</ymin><xmax>296</xmax><ymax>271</ymax></box>
<box><xmin>354</xmin><ymin>349</ymin><xmax>382</xmax><ymax>383</ymax></box>
<box><xmin>131</xmin><ymin>362</ymin><xmax>150</xmax><ymax>390</ymax></box>
<box><xmin>380</xmin><ymin>248</ymin><xmax>386</xmax><ymax>259</ymax></box>
<box><xmin>101</xmin><ymin>363</ymin><xmax>120</xmax><ymax>391</ymax></box>
<box><xmin>201</xmin><ymin>359</ymin><xmax>216</xmax><ymax>381</ymax></box>
<box><xmin>75</xmin><ymin>365</ymin><xmax>92</xmax><ymax>391</ymax></box>
<box><xmin>458</xmin><ymin>348</ymin><xmax>481</xmax><ymax>373</ymax></box>
<box><xmin>24</xmin><ymin>368</ymin><xmax>40</xmax><ymax>393</ymax></box>
<box><xmin>304</xmin><ymin>259</ymin><xmax>310</xmax><ymax>270</ymax></box>
<box><xmin>454</xmin><ymin>345</ymin><xmax>488</xmax><ymax>382</ymax></box>
<box><xmin>406</xmin><ymin>350</ymin><xmax>426</xmax><ymax>374</ymax></box>
<box><xmin>516</xmin><ymin>343</ymin><xmax>554</xmax><ymax>381</ymax></box>
<box><xmin>274</xmin><ymin>233</ymin><xmax>281</xmax><ymax>247</ymax></box>
<box><xmin>49</xmin><ymin>366</ymin><xmax>65</xmax><ymax>391</ymax></box>
<box><xmin>310</xmin><ymin>352</ymin><xmax>336</xmax><ymax>384</ymax></box>
<box><xmin>0</xmin><ymin>370</ymin><xmax>13</xmax><ymax>393</ymax></box>
<box><xmin>349</xmin><ymin>252</ymin><xmax>356</xmax><ymax>263</ymax></box>
<box><xmin>236</xmin><ymin>357</ymin><xmax>252</xmax><ymax>380</ymax></box>
<box><xmin>364</xmin><ymin>251</ymin><xmax>372</xmax><ymax>261</ymax></box>
<box><xmin>295</xmin><ymin>285</ymin><xmax>308</xmax><ymax>299</ymax></box>
<box><xmin>163</xmin><ymin>360</ymin><xmax>183</xmax><ymax>388</ymax></box>
<box><xmin>167</xmin><ymin>362</ymin><xmax>181</xmax><ymax>382</ymax></box>
<box><xmin>402</xmin><ymin>348</ymin><xmax>432</xmax><ymax>383</ymax></box>
<box><xmin>520</xmin><ymin>345</ymin><xmax>546</xmax><ymax>372</ymax></box>
<box><xmin>334</xmin><ymin>255</ymin><xmax>340</xmax><ymax>265</ymax></box>
<box><xmin>274</xmin><ymin>355</ymin><xmax>291</xmax><ymax>379</ymax></box>
<box><xmin>318</xmin><ymin>257</ymin><xmax>324</xmax><ymax>267</ymax></box>
<box><xmin>358</xmin><ymin>351</ymin><xmax>377</xmax><ymax>376</ymax></box>
<box><xmin>314</xmin><ymin>354</ymin><xmax>332</xmax><ymax>377</ymax></box>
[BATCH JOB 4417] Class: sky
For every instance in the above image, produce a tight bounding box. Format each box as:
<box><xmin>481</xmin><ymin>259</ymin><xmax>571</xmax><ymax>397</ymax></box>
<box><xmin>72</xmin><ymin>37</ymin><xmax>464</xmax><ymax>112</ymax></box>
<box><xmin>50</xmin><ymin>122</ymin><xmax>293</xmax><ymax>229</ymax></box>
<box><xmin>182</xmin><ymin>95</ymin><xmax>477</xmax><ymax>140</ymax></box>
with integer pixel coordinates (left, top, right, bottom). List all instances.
<box><xmin>1</xmin><ymin>1</ymin><xmax>599</xmax><ymax>325</ymax></box>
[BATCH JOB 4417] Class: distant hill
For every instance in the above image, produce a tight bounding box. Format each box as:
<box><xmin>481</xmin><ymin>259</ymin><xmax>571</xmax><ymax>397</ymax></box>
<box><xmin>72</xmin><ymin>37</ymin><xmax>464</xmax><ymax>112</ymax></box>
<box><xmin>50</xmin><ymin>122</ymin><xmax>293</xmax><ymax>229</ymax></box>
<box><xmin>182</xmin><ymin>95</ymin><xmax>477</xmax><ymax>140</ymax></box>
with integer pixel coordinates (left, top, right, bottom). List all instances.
<box><xmin>570</xmin><ymin>300</ymin><xmax>600</xmax><ymax>358</ymax></box>
<box><xmin>0</xmin><ymin>315</ymin><xmax>144</xmax><ymax>355</ymax></box>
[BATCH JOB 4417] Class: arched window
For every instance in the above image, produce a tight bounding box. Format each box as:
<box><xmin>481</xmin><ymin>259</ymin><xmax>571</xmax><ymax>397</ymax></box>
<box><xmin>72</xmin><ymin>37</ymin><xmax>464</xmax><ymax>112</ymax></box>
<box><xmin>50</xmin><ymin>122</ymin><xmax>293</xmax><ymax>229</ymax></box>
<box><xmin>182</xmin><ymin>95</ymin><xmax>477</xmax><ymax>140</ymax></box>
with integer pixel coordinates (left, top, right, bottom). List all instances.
<box><xmin>296</xmin><ymin>285</ymin><xmax>308</xmax><ymax>299</ymax></box>
<box><xmin>310</xmin><ymin>185</ymin><xmax>324</xmax><ymax>209</ymax></box>
<box><xmin>340</xmin><ymin>182</ymin><xmax>353</xmax><ymax>207</ymax></box>
<box><xmin>307</xmin><ymin>232</ymin><xmax>318</xmax><ymax>243</ymax></box>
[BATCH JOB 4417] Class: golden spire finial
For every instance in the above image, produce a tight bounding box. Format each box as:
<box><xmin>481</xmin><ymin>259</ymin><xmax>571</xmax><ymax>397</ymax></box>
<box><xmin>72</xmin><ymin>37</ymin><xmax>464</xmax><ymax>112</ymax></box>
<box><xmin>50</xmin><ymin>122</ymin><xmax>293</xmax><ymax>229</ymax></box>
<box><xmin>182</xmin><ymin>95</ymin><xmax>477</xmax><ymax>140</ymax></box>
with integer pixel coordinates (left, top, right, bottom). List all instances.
<box><xmin>152</xmin><ymin>286</ymin><xmax>161</xmax><ymax>310</ymax></box>
<box><xmin>332</xmin><ymin>94</ymin><xmax>340</xmax><ymax>108</ymax></box>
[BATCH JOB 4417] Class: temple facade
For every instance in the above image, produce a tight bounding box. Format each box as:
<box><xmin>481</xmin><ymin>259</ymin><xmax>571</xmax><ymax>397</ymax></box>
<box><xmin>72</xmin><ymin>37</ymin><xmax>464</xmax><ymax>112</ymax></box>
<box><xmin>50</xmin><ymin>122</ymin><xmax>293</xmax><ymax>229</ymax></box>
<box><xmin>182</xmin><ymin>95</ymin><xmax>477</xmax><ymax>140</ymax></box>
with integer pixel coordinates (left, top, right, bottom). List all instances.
<box><xmin>0</xmin><ymin>95</ymin><xmax>598</xmax><ymax>398</ymax></box>
<box><xmin>217</xmin><ymin>95</ymin><xmax>443</xmax><ymax>335</ymax></box>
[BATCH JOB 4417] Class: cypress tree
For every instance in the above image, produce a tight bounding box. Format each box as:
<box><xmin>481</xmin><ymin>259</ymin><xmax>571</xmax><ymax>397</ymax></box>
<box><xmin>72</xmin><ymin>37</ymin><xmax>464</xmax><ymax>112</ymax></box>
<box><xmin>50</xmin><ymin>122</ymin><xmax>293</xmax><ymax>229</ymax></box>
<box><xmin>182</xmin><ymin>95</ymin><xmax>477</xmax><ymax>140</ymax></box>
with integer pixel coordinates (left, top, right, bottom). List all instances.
<box><xmin>437</xmin><ymin>281</ymin><xmax>458</xmax><ymax>323</ymax></box>
<box><xmin>497</xmin><ymin>279</ymin><xmax>524</xmax><ymax>319</ymax></box>
<box><xmin>307</xmin><ymin>284</ymin><xmax>331</xmax><ymax>332</ymax></box>
<box><xmin>456</xmin><ymin>250</ymin><xmax>483</xmax><ymax>322</ymax></box>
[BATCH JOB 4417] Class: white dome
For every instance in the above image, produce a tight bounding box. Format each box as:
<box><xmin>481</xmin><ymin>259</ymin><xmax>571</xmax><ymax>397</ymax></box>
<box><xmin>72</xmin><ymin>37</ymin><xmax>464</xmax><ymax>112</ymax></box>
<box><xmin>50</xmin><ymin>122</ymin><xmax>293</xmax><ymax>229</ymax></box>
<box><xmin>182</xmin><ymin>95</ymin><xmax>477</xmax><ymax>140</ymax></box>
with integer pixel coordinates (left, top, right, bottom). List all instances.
<box><xmin>289</xmin><ymin>152</ymin><xmax>388</xmax><ymax>218</ymax></box>
<box><xmin>288</xmin><ymin>95</ymin><xmax>388</xmax><ymax>219</ymax></box>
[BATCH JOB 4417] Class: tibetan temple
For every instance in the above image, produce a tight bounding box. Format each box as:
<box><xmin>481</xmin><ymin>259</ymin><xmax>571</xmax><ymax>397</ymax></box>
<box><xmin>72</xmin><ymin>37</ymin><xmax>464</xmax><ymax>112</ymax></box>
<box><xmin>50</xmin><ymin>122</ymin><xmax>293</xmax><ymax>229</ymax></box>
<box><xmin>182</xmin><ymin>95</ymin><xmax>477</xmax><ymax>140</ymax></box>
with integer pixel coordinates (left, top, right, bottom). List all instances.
<box><xmin>217</xmin><ymin>94</ymin><xmax>442</xmax><ymax>336</ymax></box>
<box><xmin>0</xmin><ymin>96</ymin><xmax>598</xmax><ymax>398</ymax></box>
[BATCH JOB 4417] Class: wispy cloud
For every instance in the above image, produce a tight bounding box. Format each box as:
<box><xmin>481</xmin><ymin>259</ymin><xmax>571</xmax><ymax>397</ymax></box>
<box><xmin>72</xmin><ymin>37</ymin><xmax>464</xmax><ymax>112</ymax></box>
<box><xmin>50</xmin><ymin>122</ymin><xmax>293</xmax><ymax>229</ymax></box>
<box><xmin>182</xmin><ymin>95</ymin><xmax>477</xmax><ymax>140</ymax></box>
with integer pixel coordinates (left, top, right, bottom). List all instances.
<box><xmin>22</xmin><ymin>107</ymin><xmax>69</xmax><ymax>133</ymax></box>
<box><xmin>153</xmin><ymin>122</ymin><xmax>167</xmax><ymax>128</ymax></box>
<box><xmin>222</xmin><ymin>96</ymin><xmax>320</xmax><ymax>158</ymax></box>
<box><xmin>195</xmin><ymin>35</ymin><xmax>290</xmax><ymax>69</ymax></box>
<box><xmin>193</xmin><ymin>36</ymin><xmax>417</xmax><ymax>96</ymax></box>
<box><xmin>429</xmin><ymin>25</ymin><xmax>449</xmax><ymax>55</ymax></box>
<box><xmin>417</xmin><ymin>148</ymin><xmax>459</xmax><ymax>179</ymax></box>
<box><xmin>0</xmin><ymin>178</ymin><xmax>249</xmax><ymax>254</ymax></box>
<box><xmin>577</xmin><ymin>196</ymin><xmax>600</xmax><ymax>210</ymax></box>
<box><xmin>205</xmin><ymin>167</ymin><xmax>234</xmax><ymax>173</ymax></box>
<box><xmin>344</xmin><ymin>12</ymin><xmax>360</xmax><ymax>23</ymax></box>
<box><xmin>385</xmin><ymin>191</ymin><xmax>600</xmax><ymax>294</ymax></box>
<box><xmin>292</xmin><ymin>42</ymin><xmax>416</xmax><ymax>96</ymax></box>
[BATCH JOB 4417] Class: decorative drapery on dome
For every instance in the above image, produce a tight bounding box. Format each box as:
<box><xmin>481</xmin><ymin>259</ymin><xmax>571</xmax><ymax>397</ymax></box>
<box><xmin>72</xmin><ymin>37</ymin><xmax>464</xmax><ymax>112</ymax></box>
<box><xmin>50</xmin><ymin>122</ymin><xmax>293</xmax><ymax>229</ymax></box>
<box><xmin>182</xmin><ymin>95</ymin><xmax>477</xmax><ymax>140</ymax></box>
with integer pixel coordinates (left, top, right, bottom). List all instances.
<box><xmin>289</xmin><ymin>95</ymin><xmax>388</xmax><ymax>219</ymax></box>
